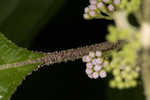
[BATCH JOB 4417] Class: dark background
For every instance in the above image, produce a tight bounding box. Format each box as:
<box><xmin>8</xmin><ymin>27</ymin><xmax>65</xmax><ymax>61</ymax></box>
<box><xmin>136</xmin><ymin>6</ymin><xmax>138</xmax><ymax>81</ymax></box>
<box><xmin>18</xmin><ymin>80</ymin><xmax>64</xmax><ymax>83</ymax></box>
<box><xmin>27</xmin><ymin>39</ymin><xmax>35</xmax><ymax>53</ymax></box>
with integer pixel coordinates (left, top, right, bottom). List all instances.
<box><xmin>0</xmin><ymin>0</ymin><xmax>144</xmax><ymax>100</ymax></box>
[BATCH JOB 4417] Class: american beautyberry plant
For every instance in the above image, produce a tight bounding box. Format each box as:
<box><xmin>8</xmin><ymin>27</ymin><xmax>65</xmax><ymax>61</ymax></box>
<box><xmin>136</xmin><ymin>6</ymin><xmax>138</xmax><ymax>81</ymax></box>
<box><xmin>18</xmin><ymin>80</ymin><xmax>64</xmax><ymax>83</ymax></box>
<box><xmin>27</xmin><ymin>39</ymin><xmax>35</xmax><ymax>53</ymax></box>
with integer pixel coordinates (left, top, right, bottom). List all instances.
<box><xmin>1</xmin><ymin>0</ymin><xmax>150</xmax><ymax>100</ymax></box>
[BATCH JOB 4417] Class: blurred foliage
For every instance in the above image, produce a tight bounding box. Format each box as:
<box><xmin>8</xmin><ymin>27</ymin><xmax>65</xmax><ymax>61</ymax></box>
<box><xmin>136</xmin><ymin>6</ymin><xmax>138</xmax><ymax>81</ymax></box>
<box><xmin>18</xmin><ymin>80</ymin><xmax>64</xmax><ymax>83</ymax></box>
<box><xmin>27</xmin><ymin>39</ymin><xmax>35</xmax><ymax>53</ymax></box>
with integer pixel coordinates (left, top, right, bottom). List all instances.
<box><xmin>0</xmin><ymin>0</ymin><xmax>65</xmax><ymax>47</ymax></box>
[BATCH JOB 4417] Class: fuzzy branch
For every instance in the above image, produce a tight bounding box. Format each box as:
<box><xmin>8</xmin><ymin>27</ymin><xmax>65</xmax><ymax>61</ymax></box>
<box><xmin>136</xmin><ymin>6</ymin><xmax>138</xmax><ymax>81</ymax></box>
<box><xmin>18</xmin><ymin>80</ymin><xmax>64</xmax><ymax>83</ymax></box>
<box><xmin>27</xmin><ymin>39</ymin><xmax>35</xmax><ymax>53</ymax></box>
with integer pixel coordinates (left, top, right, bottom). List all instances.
<box><xmin>0</xmin><ymin>41</ymin><xmax>122</xmax><ymax>70</ymax></box>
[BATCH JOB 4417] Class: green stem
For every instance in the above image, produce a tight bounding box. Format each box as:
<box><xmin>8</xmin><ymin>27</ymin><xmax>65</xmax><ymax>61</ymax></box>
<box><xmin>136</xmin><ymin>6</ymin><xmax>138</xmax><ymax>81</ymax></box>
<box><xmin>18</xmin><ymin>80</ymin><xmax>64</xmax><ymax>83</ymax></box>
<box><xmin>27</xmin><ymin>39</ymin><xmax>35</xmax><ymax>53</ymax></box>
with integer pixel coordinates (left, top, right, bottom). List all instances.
<box><xmin>113</xmin><ymin>11</ymin><xmax>130</xmax><ymax>29</ymax></box>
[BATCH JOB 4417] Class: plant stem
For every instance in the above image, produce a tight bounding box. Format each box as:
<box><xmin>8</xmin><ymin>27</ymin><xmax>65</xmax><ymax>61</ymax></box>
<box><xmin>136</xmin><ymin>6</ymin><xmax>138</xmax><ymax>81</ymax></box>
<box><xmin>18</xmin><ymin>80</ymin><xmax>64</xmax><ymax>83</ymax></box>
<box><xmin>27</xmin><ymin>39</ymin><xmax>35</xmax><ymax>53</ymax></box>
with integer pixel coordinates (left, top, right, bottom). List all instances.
<box><xmin>141</xmin><ymin>23</ymin><xmax>150</xmax><ymax>100</ymax></box>
<box><xmin>142</xmin><ymin>0</ymin><xmax>150</xmax><ymax>23</ymax></box>
<box><xmin>0</xmin><ymin>41</ymin><xmax>123</xmax><ymax>70</ymax></box>
<box><xmin>113</xmin><ymin>11</ymin><xmax>130</xmax><ymax>29</ymax></box>
<box><xmin>141</xmin><ymin>50</ymin><xmax>150</xmax><ymax>100</ymax></box>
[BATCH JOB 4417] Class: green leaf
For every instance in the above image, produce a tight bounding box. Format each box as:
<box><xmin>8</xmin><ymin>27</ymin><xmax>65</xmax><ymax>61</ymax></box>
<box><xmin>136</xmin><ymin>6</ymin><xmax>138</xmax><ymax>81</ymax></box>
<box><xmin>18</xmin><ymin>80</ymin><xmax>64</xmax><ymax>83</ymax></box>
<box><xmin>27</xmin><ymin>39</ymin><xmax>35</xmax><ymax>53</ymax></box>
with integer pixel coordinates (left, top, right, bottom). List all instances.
<box><xmin>0</xmin><ymin>32</ymin><xmax>44</xmax><ymax>100</ymax></box>
<box><xmin>0</xmin><ymin>0</ymin><xmax>65</xmax><ymax>47</ymax></box>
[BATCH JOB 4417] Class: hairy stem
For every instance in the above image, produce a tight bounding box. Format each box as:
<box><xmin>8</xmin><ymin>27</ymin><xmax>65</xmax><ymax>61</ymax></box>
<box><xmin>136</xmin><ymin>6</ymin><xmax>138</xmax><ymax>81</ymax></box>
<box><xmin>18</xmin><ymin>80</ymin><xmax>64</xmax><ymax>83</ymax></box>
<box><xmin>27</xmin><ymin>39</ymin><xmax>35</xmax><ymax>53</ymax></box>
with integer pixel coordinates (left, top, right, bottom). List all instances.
<box><xmin>0</xmin><ymin>41</ymin><xmax>122</xmax><ymax>70</ymax></box>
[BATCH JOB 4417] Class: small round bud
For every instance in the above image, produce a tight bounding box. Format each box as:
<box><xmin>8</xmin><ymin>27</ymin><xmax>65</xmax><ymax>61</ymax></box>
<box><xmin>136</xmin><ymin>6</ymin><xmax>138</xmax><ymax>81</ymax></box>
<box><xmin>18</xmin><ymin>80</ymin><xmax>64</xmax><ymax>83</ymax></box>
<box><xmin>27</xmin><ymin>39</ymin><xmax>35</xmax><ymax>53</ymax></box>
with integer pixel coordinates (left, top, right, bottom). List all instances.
<box><xmin>124</xmin><ymin>82</ymin><xmax>130</xmax><ymax>88</ymax></box>
<box><xmin>136</xmin><ymin>66</ymin><xmax>140</xmax><ymax>72</ymax></box>
<box><xmin>89</xmin><ymin>11</ymin><xmax>96</xmax><ymax>17</ymax></box>
<box><xmin>88</xmin><ymin>74</ymin><xmax>93</xmax><ymax>78</ymax></box>
<box><xmin>96</xmin><ymin>51</ymin><xmax>102</xmax><ymax>57</ymax></box>
<box><xmin>86</xmin><ymin>68</ymin><xmax>93</xmax><ymax>74</ymax></box>
<box><xmin>113</xmin><ymin>69</ymin><xmax>120</xmax><ymax>76</ymax></box>
<box><xmin>86</xmin><ymin>63</ymin><xmax>93</xmax><ymax>69</ymax></box>
<box><xmin>108</xmin><ymin>4</ymin><xmax>114</xmax><ymax>11</ymax></box>
<box><xmin>115</xmin><ymin>76</ymin><xmax>122</xmax><ymax>82</ymax></box>
<box><xmin>103</xmin><ymin>0</ymin><xmax>109</xmax><ymax>3</ymax></box>
<box><xmin>130</xmin><ymin>80</ymin><xmax>137</xmax><ymax>87</ymax></box>
<box><xmin>89</xmin><ymin>5</ymin><xmax>97</xmax><ymax>10</ymax></box>
<box><xmin>99</xmin><ymin>70</ymin><xmax>107</xmax><ymax>78</ymax></box>
<box><xmin>90</xmin><ymin>0</ymin><xmax>97</xmax><ymax>5</ymax></box>
<box><xmin>113</xmin><ymin>0</ymin><xmax>120</xmax><ymax>5</ymax></box>
<box><xmin>110</xmin><ymin>80</ymin><xmax>116</xmax><ymax>88</ymax></box>
<box><xmin>103</xmin><ymin>61</ymin><xmax>109</xmax><ymax>67</ymax></box>
<box><xmin>93</xmin><ymin>72</ymin><xmax>99</xmax><ymax>79</ymax></box>
<box><xmin>92</xmin><ymin>59</ymin><xmax>98</xmax><ymax>65</ymax></box>
<box><xmin>97</xmin><ymin>2</ymin><xmax>104</xmax><ymax>9</ymax></box>
<box><xmin>126</xmin><ymin>74</ymin><xmax>133</xmax><ymax>80</ymax></box>
<box><xmin>84</xmin><ymin>7</ymin><xmax>90</xmax><ymax>13</ymax></box>
<box><xmin>120</xmin><ymin>65</ymin><xmax>125</xmax><ymax>70</ymax></box>
<box><xmin>121</xmin><ymin>71</ymin><xmax>127</xmax><ymax>78</ymax></box>
<box><xmin>89</xmin><ymin>51</ymin><xmax>95</xmax><ymax>58</ymax></box>
<box><xmin>132</xmin><ymin>71</ymin><xmax>139</xmax><ymax>78</ymax></box>
<box><xmin>96</xmin><ymin>58</ymin><xmax>103</xmax><ymax>64</ymax></box>
<box><xmin>83</xmin><ymin>14</ymin><xmax>90</xmax><ymax>19</ymax></box>
<box><xmin>117</xmin><ymin>82</ymin><xmax>124</xmax><ymax>89</ymax></box>
<box><xmin>82</xmin><ymin>56</ymin><xmax>91</xmax><ymax>62</ymax></box>
<box><xmin>94</xmin><ymin>65</ymin><xmax>102</xmax><ymax>71</ymax></box>
<box><xmin>125</xmin><ymin>66</ymin><xmax>131</xmax><ymax>72</ymax></box>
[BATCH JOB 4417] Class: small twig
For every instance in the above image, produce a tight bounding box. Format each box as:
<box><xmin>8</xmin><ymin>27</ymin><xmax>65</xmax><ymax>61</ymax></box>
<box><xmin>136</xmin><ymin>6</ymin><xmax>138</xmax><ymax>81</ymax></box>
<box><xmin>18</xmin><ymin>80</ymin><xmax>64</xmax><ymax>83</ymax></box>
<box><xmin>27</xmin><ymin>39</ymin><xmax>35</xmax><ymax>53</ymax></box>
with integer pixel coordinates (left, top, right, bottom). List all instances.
<box><xmin>0</xmin><ymin>41</ymin><xmax>122</xmax><ymax>70</ymax></box>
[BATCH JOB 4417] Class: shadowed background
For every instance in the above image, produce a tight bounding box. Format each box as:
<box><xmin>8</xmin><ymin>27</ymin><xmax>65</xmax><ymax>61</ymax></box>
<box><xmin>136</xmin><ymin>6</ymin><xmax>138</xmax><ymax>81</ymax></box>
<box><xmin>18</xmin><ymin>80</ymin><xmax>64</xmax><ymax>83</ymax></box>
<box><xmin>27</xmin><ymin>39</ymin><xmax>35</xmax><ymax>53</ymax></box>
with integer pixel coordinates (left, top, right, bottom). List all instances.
<box><xmin>0</xmin><ymin>0</ymin><xmax>144</xmax><ymax>100</ymax></box>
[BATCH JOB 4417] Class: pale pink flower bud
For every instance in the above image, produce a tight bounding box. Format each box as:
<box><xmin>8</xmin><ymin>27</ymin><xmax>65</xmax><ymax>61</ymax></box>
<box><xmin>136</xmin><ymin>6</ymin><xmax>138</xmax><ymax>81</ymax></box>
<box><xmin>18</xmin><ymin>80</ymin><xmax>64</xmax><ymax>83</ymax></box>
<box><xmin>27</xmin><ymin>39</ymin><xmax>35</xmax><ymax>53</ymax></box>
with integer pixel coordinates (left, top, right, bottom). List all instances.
<box><xmin>103</xmin><ymin>61</ymin><xmax>109</xmax><ymax>67</ymax></box>
<box><xmin>88</xmin><ymin>74</ymin><xmax>93</xmax><ymax>78</ymax></box>
<box><xmin>92</xmin><ymin>59</ymin><xmax>97</xmax><ymax>65</ymax></box>
<box><xmin>93</xmin><ymin>72</ymin><xmax>99</xmax><ymax>79</ymax></box>
<box><xmin>96</xmin><ymin>51</ymin><xmax>102</xmax><ymax>57</ymax></box>
<box><xmin>90</xmin><ymin>0</ymin><xmax>97</xmax><ymax>5</ymax></box>
<box><xmin>99</xmin><ymin>70</ymin><xmax>107</xmax><ymax>78</ymax></box>
<box><xmin>82</xmin><ymin>55</ymin><xmax>91</xmax><ymax>62</ymax></box>
<box><xmin>96</xmin><ymin>58</ymin><xmax>103</xmax><ymax>64</ymax></box>
<box><xmin>103</xmin><ymin>0</ymin><xmax>109</xmax><ymax>3</ymax></box>
<box><xmin>86</xmin><ymin>68</ymin><xmax>93</xmax><ymax>74</ymax></box>
<box><xmin>108</xmin><ymin>4</ymin><xmax>114</xmax><ymax>11</ymax></box>
<box><xmin>113</xmin><ymin>0</ymin><xmax>120</xmax><ymax>5</ymax></box>
<box><xmin>89</xmin><ymin>5</ymin><xmax>97</xmax><ymax>10</ymax></box>
<box><xmin>86</xmin><ymin>63</ymin><xmax>93</xmax><ymax>69</ymax></box>
<box><xmin>97</xmin><ymin>2</ymin><xmax>104</xmax><ymax>9</ymax></box>
<box><xmin>120</xmin><ymin>65</ymin><xmax>125</xmax><ymax>70</ymax></box>
<box><xmin>94</xmin><ymin>65</ymin><xmax>102</xmax><ymax>71</ymax></box>
<box><xmin>89</xmin><ymin>11</ymin><xmax>96</xmax><ymax>17</ymax></box>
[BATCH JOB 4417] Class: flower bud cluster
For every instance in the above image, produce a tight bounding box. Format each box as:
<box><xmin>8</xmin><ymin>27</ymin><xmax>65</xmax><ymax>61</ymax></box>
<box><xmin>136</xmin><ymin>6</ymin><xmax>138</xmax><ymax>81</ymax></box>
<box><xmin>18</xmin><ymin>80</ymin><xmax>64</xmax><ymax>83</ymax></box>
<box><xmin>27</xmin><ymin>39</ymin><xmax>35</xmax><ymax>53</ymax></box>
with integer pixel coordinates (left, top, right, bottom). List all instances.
<box><xmin>83</xmin><ymin>0</ymin><xmax>120</xmax><ymax>20</ymax></box>
<box><xmin>82</xmin><ymin>51</ymin><xmax>109</xmax><ymax>79</ymax></box>
<box><xmin>109</xmin><ymin>61</ymin><xmax>140</xmax><ymax>89</ymax></box>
